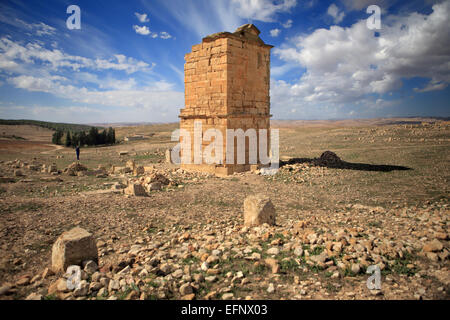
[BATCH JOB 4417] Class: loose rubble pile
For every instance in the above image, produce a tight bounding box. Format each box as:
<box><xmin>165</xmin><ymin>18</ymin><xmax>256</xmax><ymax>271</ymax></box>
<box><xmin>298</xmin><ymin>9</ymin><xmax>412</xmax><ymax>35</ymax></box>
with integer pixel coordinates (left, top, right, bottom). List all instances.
<box><xmin>64</xmin><ymin>162</ymin><xmax>88</xmax><ymax>176</ymax></box>
<box><xmin>0</xmin><ymin>197</ymin><xmax>447</xmax><ymax>301</ymax></box>
<box><xmin>317</xmin><ymin>151</ymin><xmax>342</xmax><ymax>165</ymax></box>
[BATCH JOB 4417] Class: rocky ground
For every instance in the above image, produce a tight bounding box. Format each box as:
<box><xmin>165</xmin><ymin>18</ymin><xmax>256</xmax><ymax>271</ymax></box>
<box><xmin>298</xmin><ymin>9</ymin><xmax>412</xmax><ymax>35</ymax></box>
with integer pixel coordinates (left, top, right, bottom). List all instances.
<box><xmin>0</xmin><ymin>120</ymin><xmax>448</xmax><ymax>300</ymax></box>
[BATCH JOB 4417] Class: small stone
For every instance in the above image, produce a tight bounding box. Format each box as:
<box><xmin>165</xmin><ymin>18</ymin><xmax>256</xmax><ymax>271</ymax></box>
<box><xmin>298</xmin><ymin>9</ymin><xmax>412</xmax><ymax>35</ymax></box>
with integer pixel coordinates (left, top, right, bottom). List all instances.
<box><xmin>423</xmin><ymin>240</ymin><xmax>443</xmax><ymax>252</ymax></box>
<box><xmin>309</xmin><ymin>251</ymin><xmax>328</xmax><ymax>264</ymax></box>
<box><xmin>148</xmin><ymin>182</ymin><xmax>162</xmax><ymax>191</ymax></box>
<box><xmin>267</xmin><ymin>283</ymin><xmax>275</xmax><ymax>293</ymax></box>
<box><xmin>201</xmin><ymin>261</ymin><xmax>209</xmax><ymax>271</ymax></box>
<box><xmin>265</xmin><ymin>258</ymin><xmax>280</xmax><ymax>274</ymax></box>
<box><xmin>108</xmin><ymin>280</ymin><xmax>120</xmax><ymax>291</ymax></box>
<box><xmin>97</xmin><ymin>288</ymin><xmax>108</xmax><ymax>297</ymax></box>
<box><xmin>42</xmin><ymin>267</ymin><xmax>54</xmax><ymax>279</ymax></box>
<box><xmin>193</xmin><ymin>273</ymin><xmax>204</xmax><ymax>283</ymax></box>
<box><xmin>25</xmin><ymin>292</ymin><xmax>42</xmax><ymax>300</ymax></box>
<box><xmin>16</xmin><ymin>275</ymin><xmax>31</xmax><ymax>286</ymax></box>
<box><xmin>293</xmin><ymin>247</ymin><xmax>304</xmax><ymax>256</ymax></box>
<box><xmin>172</xmin><ymin>269</ymin><xmax>184</xmax><ymax>278</ymax></box>
<box><xmin>0</xmin><ymin>285</ymin><xmax>12</xmax><ymax>296</ymax></box>
<box><xmin>181</xmin><ymin>293</ymin><xmax>196</xmax><ymax>300</ymax></box>
<box><xmin>426</xmin><ymin>252</ymin><xmax>439</xmax><ymax>262</ymax></box>
<box><xmin>206</xmin><ymin>255</ymin><xmax>219</xmax><ymax>264</ymax></box>
<box><xmin>351</xmin><ymin>263</ymin><xmax>361</xmax><ymax>274</ymax></box>
<box><xmin>205</xmin><ymin>276</ymin><xmax>217</xmax><ymax>283</ymax></box>
<box><xmin>158</xmin><ymin>263</ymin><xmax>172</xmax><ymax>275</ymax></box>
<box><xmin>73</xmin><ymin>280</ymin><xmax>89</xmax><ymax>297</ymax></box>
<box><xmin>83</xmin><ymin>260</ymin><xmax>98</xmax><ymax>274</ymax></box>
<box><xmin>222</xmin><ymin>293</ymin><xmax>234</xmax><ymax>300</ymax></box>
<box><xmin>250</xmin><ymin>252</ymin><xmax>261</xmax><ymax>260</ymax></box>
<box><xmin>267</xmin><ymin>247</ymin><xmax>280</xmax><ymax>255</ymax></box>
<box><xmin>179</xmin><ymin>283</ymin><xmax>193</xmax><ymax>296</ymax></box>
<box><xmin>91</xmin><ymin>272</ymin><xmax>101</xmax><ymax>282</ymax></box>
<box><xmin>14</xmin><ymin>169</ymin><xmax>24</xmax><ymax>177</ymax></box>
<box><xmin>125</xmin><ymin>290</ymin><xmax>139</xmax><ymax>300</ymax></box>
<box><xmin>48</xmin><ymin>278</ymin><xmax>69</xmax><ymax>294</ymax></box>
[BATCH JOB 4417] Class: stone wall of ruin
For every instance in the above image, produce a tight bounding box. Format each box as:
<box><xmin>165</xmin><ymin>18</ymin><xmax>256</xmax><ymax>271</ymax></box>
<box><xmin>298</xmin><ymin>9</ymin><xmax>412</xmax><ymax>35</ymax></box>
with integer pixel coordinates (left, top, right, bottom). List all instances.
<box><xmin>179</xmin><ymin>25</ymin><xmax>272</xmax><ymax>175</ymax></box>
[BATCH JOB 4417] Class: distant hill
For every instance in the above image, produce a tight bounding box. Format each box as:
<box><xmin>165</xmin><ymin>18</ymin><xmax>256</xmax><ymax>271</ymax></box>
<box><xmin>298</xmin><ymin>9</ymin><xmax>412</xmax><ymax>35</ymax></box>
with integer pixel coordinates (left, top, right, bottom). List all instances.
<box><xmin>0</xmin><ymin>119</ymin><xmax>98</xmax><ymax>132</ymax></box>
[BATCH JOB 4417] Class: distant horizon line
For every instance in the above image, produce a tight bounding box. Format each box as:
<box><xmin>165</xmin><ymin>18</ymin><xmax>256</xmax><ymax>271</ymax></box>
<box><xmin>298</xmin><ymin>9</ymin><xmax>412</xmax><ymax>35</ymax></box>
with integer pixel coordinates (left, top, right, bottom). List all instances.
<box><xmin>0</xmin><ymin>115</ymin><xmax>449</xmax><ymax>127</ymax></box>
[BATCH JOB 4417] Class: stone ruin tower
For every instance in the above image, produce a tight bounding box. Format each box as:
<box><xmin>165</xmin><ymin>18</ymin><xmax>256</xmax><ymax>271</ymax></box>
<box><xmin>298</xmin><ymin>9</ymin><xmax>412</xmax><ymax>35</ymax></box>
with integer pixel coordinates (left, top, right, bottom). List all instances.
<box><xmin>179</xmin><ymin>24</ymin><xmax>273</xmax><ymax>176</ymax></box>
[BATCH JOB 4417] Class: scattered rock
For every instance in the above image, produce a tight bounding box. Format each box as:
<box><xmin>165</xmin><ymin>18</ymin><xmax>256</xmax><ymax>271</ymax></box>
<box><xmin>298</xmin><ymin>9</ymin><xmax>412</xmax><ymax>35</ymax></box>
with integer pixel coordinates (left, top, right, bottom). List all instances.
<box><xmin>243</xmin><ymin>194</ymin><xmax>276</xmax><ymax>227</ymax></box>
<box><xmin>124</xmin><ymin>183</ymin><xmax>147</xmax><ymax>197</ymax></box>
<box><xmin>25</xmin><ymin>292</ymin><xmax>43</xmax><ymax>300</ymax></box>
<box><xmin>51</xmin><ymin>227</ymin><xmax>98</xmax><ymax>273</ymax></box>
<box><xmin>83</xmin><ymin>260</ymin><xmax>98</xmax><ymax>274</ymax></box>
<box><xmin>222</xmin><ymin>293</ymin><xmax>234</xmax><ymax>300</ymax></box>
<box><xmin>423</xmin><ymin>240</ymin><xmax>444</xmax><ymax>252</ymax></box>
<box><xmin>179</xmin><ymin>283</ymin><xmax>193</xmax><ymax>296</ymax></box>
<box><xmin>265</xmin><ymin>258</ymin><xmax>280</xmax><ymax>274</ymax></box>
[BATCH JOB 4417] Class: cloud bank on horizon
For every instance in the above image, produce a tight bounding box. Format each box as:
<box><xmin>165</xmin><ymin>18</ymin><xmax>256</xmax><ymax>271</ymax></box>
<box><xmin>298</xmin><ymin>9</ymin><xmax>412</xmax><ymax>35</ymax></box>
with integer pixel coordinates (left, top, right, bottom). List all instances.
<box><xmin>0</xmin><ymin>0</ymin><xmax>449</xmax><ymax>123</ymax></box>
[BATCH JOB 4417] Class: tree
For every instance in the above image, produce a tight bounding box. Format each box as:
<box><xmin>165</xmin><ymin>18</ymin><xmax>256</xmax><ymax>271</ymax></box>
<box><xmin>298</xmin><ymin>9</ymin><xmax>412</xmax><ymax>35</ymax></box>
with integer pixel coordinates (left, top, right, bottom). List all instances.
<box><xmin>107</xmin><ymin>127</ymin><xmax>115</xmax><ymax>144</ymax></box>
<box><xmin>71</xmin><ymin>132</ymin><xmax>79</xmax><ymax>147</ymax></box>
<box><xmin>88</xmin><ymin>127</ymin><xmax>99</xmax><ymax>145</ymax></box>
<box><xmin>65</xmin><ymin>131</ymin><xmax>72</xmax><ymax>147</ymax></box>
<box><xmin>79</xmin><ymin>131</ymin><xmax>87</xmax><ymax>146</ymax></box>
<box><xmin>52</xmin><ymin>129</ymin><xmax>64</xmax><ymax>145</ymax></box>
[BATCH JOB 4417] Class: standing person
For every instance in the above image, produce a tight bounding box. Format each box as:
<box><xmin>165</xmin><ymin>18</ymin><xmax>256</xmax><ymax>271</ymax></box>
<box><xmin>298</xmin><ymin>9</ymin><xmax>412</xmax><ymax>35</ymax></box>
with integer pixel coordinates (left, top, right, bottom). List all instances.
<box><xmin>76</xmin><ymin>145</ymin><xmax>80</xmax><ymax>161</ymax></box>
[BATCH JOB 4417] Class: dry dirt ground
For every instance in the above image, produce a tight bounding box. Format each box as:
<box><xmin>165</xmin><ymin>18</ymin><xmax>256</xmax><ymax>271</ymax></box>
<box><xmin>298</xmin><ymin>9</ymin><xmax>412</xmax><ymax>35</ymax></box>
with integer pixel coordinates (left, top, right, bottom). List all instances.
<box><xmin>0</xmin><ymin>118</ymin><xmax>448</xmax><ymax>300</ymax></box>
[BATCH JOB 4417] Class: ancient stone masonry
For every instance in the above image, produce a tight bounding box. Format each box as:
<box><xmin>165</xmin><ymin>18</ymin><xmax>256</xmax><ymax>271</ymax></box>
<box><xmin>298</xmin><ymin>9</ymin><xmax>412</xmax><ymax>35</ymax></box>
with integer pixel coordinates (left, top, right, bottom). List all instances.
<box><xmin>179</xmin><ymin>24</ymin><xmax>273</xmax><ymax>176</ymax></box>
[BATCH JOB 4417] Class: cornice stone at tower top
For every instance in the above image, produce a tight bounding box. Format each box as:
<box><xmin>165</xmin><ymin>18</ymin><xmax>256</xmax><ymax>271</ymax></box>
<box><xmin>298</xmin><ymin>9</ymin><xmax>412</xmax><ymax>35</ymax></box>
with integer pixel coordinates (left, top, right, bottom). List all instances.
<box><xmin>202</xmin><ymin>24</ymin><xmax>274</xmax><ymax>48</ymax></box>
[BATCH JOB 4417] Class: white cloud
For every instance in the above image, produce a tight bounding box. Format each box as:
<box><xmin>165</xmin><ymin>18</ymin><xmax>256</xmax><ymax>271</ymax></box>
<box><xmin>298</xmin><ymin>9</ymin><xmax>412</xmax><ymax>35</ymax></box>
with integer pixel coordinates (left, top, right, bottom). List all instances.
<box><xmin>272</xmin><ymin>1</ymin><xmax>450</xmax><ymax>117</ymax></box>
<box><xmin>7</xmin><ymin>74</ymin><xmax>183</xmax><ymax>115</ymax></box>
<box><xmin>282</xmin><ymin>19</ymin><xmax>293</xmax><ymax>28</ymax></box>
<box><xmin>414</xmin><ymin>81</ymin><xmax>448</xmax><ymax>93</ymax></box>
<box><xmin>327</xmin><ymin>4</ymin><xmax>345</xmax><ymax>24</ymax></box>
<box><xmin>160</xmin><ymin>32</ymin><xmax>172</xmax><ymax>39</ymax></box>
<box><xmin>231</xmin><ymin>0</ymin><xmax>297</xmax><ymax>22</ymax></box>
<box><xmin>0</xmin><ymin>35</ymin><xmax>184</xmax><ymax>121</ymax></box>
<box><xmin>135</xmin><ymin>12</ymin><xmax>150</xmax><ymax>23</ymax></box>
<box><xmin>133</xmin><ymin>25</ymin><xmax>151</xmax><ymax>36</ymax></box>
<box><xmin>156</xmin><ymin>0</ymin><xmax>297</xmax><ymax>38</ymax></box>
<box><xmin>270</xmin><ymin>28</ymin><xmax>281</xmax><ymax>37</ymax></box>
<box><xmin>0</xmin><ymin>14</ymin><xmax>56</xmax><ymax>36</ymax></box>
<box><xmin>0</xmin><ymin>37</ymin><xmax>152</xmax><ymax>74</ymax></box>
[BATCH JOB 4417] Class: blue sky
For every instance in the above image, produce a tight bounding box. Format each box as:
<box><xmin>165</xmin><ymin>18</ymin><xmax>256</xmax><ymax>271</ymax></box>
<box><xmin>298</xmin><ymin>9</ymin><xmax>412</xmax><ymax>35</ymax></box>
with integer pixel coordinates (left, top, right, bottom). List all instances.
<box><xmin>0</xmin><ymin>0</ymin><xmax>449</xmax><ymax>123</ymax></box>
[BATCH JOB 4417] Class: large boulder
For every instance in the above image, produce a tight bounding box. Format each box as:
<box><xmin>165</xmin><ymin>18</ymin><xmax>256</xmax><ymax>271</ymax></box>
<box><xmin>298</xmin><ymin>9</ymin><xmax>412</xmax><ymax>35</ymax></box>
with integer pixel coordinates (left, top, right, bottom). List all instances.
<box><xmin>133</xmin><ymin>166</ymin><xmax>145</xmax><ymax>176</ymax></box>
<box><xmin>165</xmin><ymin>149</ymin><xmax>173</xmax><ymax>164</ymax></box>
<box><xmin>51</xmin><ymin>227</ymin><xmax>98</xmax><ymax>273</ymax></box>
<box><xmin>126</xmin><ymin>160</ymin><xmax>135</xmax><ymax>171</ymax></box>
<box><xmin>47</xmin><ymin>163</ymin><xmax>58</xmax><ymax>173</ymax></box>
<box><xmin>124</xmin><ymin>183</ymin><xmax>147</xmax><ymax>196</ymax></box>
<box><xmin>243</xmin><ymin>194</ymin><xmax>276</xmax><ymax>227</ymax></box>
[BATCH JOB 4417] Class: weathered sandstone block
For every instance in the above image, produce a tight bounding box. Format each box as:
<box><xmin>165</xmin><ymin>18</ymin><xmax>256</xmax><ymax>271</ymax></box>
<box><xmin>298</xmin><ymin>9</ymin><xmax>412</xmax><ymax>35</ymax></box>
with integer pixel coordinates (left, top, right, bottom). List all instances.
<box><xmin>243</xmin><ymin>194</ymin><xmax>276</xmax><ymax>227</ymax></box>
<box><xmin>51</xmin><ymin>227</ymin><xmax>98</xmax><ymax>273</ymax></box>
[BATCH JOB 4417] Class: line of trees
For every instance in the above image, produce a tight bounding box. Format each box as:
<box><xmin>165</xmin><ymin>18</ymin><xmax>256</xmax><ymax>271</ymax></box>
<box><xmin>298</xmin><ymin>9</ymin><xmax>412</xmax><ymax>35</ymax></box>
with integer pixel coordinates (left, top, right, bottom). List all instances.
<box><xmin>52</xmin><ymin>127</ymin><xmax>116</xmax><ymax>147</ymax></box>
<box><xmin>0</xmin><ymin>119</ymin><xmax>93</xmax><ymax>132</ymax></box>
